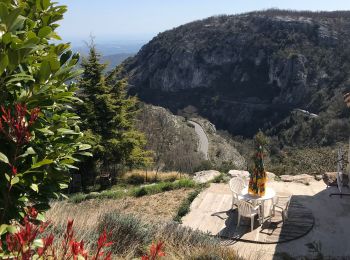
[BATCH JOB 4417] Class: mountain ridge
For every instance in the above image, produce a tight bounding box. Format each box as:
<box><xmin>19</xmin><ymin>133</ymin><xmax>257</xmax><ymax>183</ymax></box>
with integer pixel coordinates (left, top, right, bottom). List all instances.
<box><xmin>122</xmin><ymin>9</ymin><xmax>350</xmax><ymax>144</ymax></box>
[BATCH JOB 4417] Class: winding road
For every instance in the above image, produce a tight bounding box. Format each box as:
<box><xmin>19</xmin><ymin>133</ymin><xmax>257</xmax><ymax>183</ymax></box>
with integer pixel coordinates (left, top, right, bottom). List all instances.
<box><xmin>188</xmin><ymin>120</ymin><xmax>209</xmax><ymax>160</ymax></box>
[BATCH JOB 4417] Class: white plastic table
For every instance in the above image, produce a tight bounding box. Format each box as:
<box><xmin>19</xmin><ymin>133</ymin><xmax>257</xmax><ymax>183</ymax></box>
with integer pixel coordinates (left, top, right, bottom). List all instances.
<box><xmin>241</xmin><ymin>187</ymin><xmax>276</xmax><ymax>222</ymax></box>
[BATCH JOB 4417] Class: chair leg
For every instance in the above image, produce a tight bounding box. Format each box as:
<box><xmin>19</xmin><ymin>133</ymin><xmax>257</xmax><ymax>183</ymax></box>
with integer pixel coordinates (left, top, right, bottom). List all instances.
<box><xmin>282</xmin><ymin>210</ymin><xmax>285</xmax><ymax>223</ymax></box>
<box><xmin>251</xmin><ymin>216</ymin><xmax>254</xmax><ymax>232</ymax></box>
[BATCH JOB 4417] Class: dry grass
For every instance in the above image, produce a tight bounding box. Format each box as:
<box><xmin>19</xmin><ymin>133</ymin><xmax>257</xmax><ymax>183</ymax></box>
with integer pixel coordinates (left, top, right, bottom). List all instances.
<box><xmin>48</xmin><ymin>188</ymin><xmax>193</xmax><ymax>229</ymax></box>
<box><xmin>123</xmin><ymin>170</ymin><xmax>189</xmax><ymax>183</ymax></box>
<box><xmin>45</xmin><ymin>187</ymin><xmax>244</xmax><ymax>259</ymax></box>
<box><xmin>46</xmin><ymin>189</ymin><xmax>194</xmax><ymax>258</ymax></box>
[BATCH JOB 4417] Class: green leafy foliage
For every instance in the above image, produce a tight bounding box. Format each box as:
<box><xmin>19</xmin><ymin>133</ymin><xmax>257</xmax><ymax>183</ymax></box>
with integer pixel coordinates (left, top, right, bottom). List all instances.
<box><xmin>0</xmin><ymin>0</ymin><xmax>88</xmax><ymax>224</ymax></box>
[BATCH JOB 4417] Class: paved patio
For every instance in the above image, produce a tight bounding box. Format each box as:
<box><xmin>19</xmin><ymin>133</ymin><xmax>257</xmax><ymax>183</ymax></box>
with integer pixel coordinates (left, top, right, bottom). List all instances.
<box><xmin>182</xmin><ymin>181</ymin><xmax>350</xmax><ymax>259</ymax></box>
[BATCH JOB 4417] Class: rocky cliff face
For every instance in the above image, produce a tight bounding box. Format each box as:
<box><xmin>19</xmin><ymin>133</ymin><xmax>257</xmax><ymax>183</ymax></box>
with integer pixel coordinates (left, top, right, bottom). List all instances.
<box><xmin>123</xmin><ymin>10</ymin><xmax>350</xmax><ymax>141</ymax></box>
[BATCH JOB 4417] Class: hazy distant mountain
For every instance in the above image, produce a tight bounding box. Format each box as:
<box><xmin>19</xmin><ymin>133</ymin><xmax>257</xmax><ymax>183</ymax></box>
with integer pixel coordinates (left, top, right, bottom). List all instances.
<box><xmin>72</xmin><ymin>41</ymin><xmax>144</xmax><ymax>56</ymax></box>
<box><xmin>102</xmin><ymin>53</ymin><xmax>135</xmax><ymax>71</ymax></box>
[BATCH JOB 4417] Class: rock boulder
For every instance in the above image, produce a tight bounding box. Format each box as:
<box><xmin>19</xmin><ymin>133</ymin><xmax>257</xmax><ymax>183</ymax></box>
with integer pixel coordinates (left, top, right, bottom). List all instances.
<box><xmin>280</xmin><ymin>174</ymin><xmax>314</xmax><ymax>185</ymax></box>
<box><xmin>193</xmin><ymin>170</ymin><xmax>221</xmax><ymax>184</ymax></box>
<box><xmin>323</xmin><ymin>172</ymin><xmax>349</xmax><ymax>187</ymax></box>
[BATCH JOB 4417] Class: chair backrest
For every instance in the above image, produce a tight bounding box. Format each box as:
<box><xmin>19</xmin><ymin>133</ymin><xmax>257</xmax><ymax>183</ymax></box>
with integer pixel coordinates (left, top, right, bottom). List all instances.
<box><xmin>275</xmin><ymin>195</ymin><xmax>292</xmax><ymax>211</ymax></box>
<box><xmin>229</xmin><ymin>177</ymin><xmax>246</xmax><ymax>195</ymax></box>
<box><xmin>237</xmin><ymin>200</ymin><xmax>255</xmax><ymax>217</ymax></box>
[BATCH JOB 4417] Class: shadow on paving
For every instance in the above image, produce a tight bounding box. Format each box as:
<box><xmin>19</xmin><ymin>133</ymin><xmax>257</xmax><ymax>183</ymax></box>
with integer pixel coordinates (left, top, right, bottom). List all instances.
<box><xmin>214</xmin><ymin>196</ymin><xmax>314</xmax><ymax>244</ymax></box>
<box><xmin>273</xmin><ymin>186</ymin><xmax>350</xmax><ymax>259</ymax></box>
<box><xmin>181</xmin><ymin>183</ymin><xmax>350</xmax><ymax>258</ymax></box>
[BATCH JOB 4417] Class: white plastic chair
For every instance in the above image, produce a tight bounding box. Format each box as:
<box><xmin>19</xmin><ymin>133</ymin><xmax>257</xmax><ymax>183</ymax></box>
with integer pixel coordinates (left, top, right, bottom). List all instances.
<box><xmin>229</xmin><ymin>177</ymin><xmax>246</xmax><ymax>208</ymax></box>
<box><xmin>270</xmin><ymin>195</ymin><xmax>291</xmax><ymax>223</ymax></box>
<box><xmin>236</xmin><ymin>200</ymin><xmax>261</xmax><ymax>232</ymax></box>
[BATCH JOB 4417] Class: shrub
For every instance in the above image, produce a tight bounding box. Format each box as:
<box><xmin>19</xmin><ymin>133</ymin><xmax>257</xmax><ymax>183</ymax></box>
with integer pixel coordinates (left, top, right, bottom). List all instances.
<box><xmin>0</xmin><ymin>0</ymin><xmax>90</xmax><ymax>226</ymax></box>
<box><xmin>142</xmin><ymin>241</ymin><xmax>165</xmax><ymax>260</ymax></box>
<box><xmin>126</xmin><ymin>174</ymin><xmax>145</xmax><ymax>185</ymax></box>
<box><xmin>69</xmin><ymin>193</ymin><xmax>88</xmax><ymax>203</ymax></box>
<box><xmin>124</xmin><ymin>170</ymin><xmax>187</xmax><ymax>183</ymax></box>
<box><xmin>217</xmin><ymin>161</ymin><xmax>238</xmax><ymax>174</ymax></box>
<box><xmin>132</xmin><ymin>179</ymin><xmax>197</xmax><ymax>198</ymax></box>
<box><xmin>158</xmin><ymin>222</ymin><xmax>215</xmax><ymax>247</ymax></box>
<box><xmin>194</xmin><ymin>160</ymin><xmax>214</xmax><ymax>172</ymax></box>
<box><xmin>0</xmin><ymin>209</ymin><xmax>113</xmax><ymax>259</ymax></box>
<box><xmin>174</xmin><ymin>189</ymin><xmax>201</xmax><ymax>222</ymax></box>
<box><xmin>67</xmin><ymin>179</ymin><xmax>197</xmax><ymax>203</ymax></box>
<box><xmin>153</xmin><ymin>222</ymin><xmax>240</xmax><ymax>259</ymax></box>
<box><xmin>212</xmin><ymin>173</ymin><xmax>226</xmax><ymax>183</ymax></box>
<box><xmin>98</xmin><ymin>212</ymin><xmax>153</xmax><ymax>255</ymax></box>
<box><xmin>173</xmin><ymin>179</ymin><xmax>197</xmax><ymax>188</ymax></box>
<box><xmin>133</xmin><ymin>187</ymin><xmax>149</xmax><ymax>197</ymax></box>
<box><xmin>99</xmin><ymin>190</ymin><xmax>125</xmax><ymax>200</ymax></box>
<box><xmin>159</xmin><ymin>182</ymin><xmax>173</xmax><ymax>192</ymax></box>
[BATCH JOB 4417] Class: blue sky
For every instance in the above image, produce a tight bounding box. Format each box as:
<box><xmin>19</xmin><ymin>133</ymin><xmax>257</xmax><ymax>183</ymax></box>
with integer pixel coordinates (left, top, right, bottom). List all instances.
<box><xmin>57</xmin><ymin>0</ymin><xmax>350</xmax><ymax>44</ymax></box>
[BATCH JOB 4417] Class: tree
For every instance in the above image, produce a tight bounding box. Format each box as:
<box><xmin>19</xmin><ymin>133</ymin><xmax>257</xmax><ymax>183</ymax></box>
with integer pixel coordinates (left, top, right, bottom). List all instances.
<box><xmin>0</xmin><ymin>0</ymin><xmax>89</xmax><ymax>226</ymax></box>
<box><xmin>76</xmin><ymin>43</ymin><xmax>151</xmax><ymax>187</ymax></box>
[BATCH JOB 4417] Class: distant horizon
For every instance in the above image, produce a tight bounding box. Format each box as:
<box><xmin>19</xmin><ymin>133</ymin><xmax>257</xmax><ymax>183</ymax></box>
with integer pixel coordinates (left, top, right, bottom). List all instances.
<box><xmin>57</xmin><ymin>0</ymin><xmax>350</xmax><ymax>45</ymax></box>
<box><xmin>65</xmin><ymin>8</ymin><xmax>350</xmax><ymax>46</ymax></box>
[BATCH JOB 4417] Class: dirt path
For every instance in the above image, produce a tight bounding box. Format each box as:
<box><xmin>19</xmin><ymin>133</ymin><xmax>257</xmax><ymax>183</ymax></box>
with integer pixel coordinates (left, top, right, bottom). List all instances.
<box><xmin>188</xmin><ymin>120</ymin><xmax>209</xmax><ymax>160</ymax></box>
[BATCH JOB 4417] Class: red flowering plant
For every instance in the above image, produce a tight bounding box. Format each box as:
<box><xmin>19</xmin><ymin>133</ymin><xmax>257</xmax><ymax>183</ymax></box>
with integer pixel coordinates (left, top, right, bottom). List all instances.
<box><xmin>0</xmin><ymin>207</ymin><xmax>113</xmax><ymax>259</ymax></box>
<box><xmin>0</xmin><ymin>0</ymin><xmax>90</xmax><ymax>235</ymax></box>
<box><xmin>142</xmin><ymin>241</ymin><xmax>166</xmax><ymax>260</ymax></box>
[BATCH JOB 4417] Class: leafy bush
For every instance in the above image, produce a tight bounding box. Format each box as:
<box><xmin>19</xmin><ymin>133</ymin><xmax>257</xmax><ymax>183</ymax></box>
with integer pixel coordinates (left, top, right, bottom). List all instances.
<box><xmin>0</xmin><ymin>0</ymin><xmax>89</xmax><ymax>226</ymax></box>
<box><xmin>0</xmin><ymin>209</ymin><xmax>113</xmax><ymax>259</ymax></box>
<box><xmin>98</xmin><ymin>212</ymin><xmax>153</xmax><ymax>255</ymax></box>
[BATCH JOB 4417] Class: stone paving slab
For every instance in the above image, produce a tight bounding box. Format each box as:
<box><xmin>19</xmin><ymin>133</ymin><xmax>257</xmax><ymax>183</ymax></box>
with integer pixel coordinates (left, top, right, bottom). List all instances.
<box><xmin>182</xmin><ymin>184</ymin><xmax>313</xmax><ymax>244</ymax></box>
<box><xmin>181</xmin><ymin>181</ymin><xmax>350</xmax><ymax>259</ymax></box>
